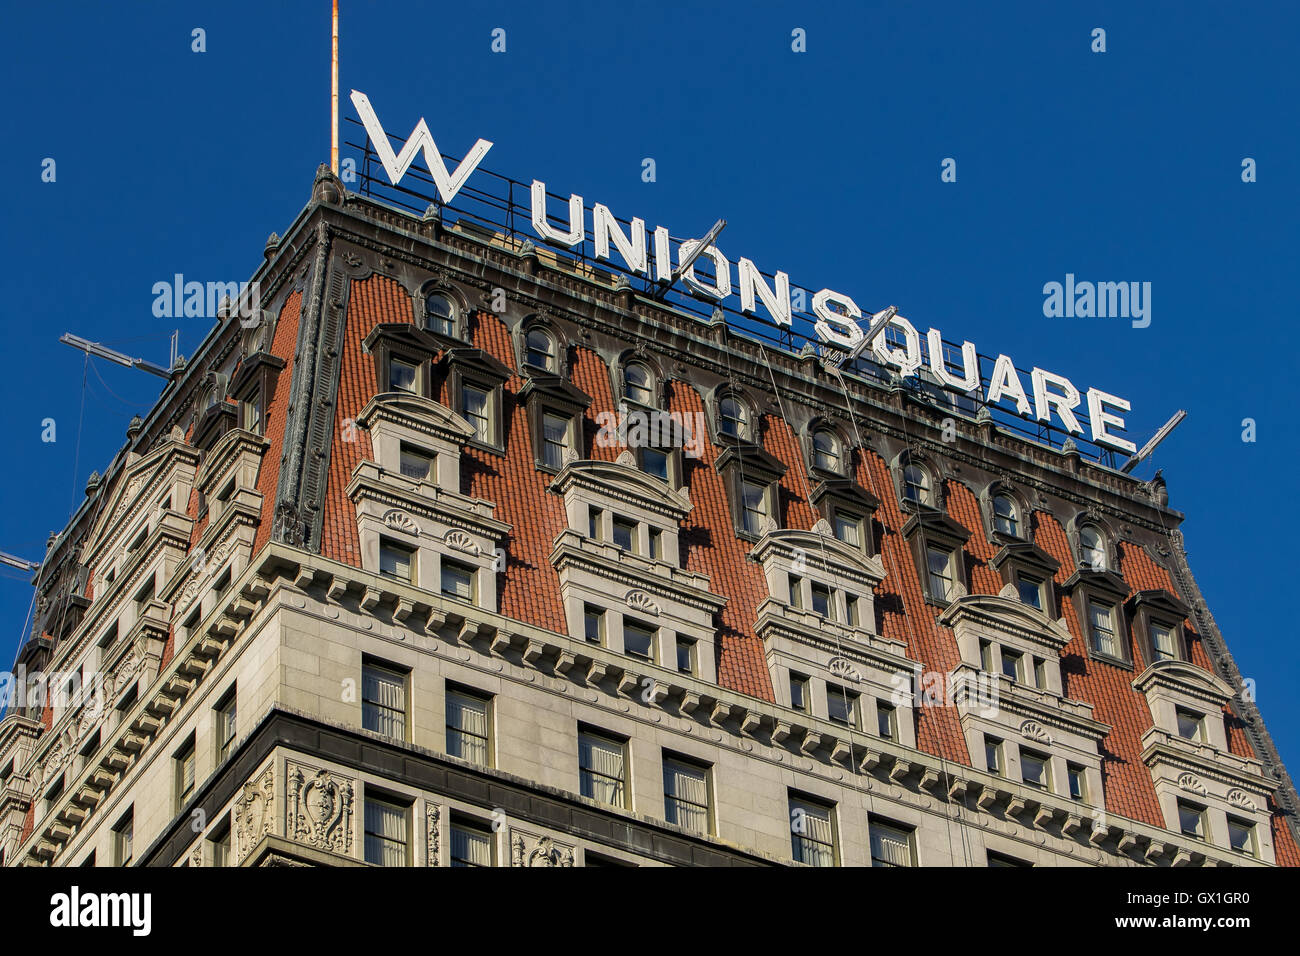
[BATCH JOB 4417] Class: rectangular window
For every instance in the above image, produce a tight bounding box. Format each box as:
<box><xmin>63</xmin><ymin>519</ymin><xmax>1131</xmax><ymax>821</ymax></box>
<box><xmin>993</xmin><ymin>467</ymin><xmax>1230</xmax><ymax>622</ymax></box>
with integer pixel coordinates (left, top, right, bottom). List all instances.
<box><xmin>588</xmin><ymin>507</ymin><xmax>604</xmax><ymax>541</ymax></box>
<box><xmin>440</xmin><ymin>559</ymin><xmax>475</xmax><ymax>603</ymax></box>
<box><xmin>833</xmin><ymin>511</ymin><xmax>862</xmax><ymax>549</ymax></box>
<box><xmin>446</xmin><ymin>687</ymin><xmax>492</xmax><ymax>767</ymax></box>
<box><xmin>877</xmin><ymin>702</ymin><xmax>897</xmax><ymax>741</ymax></box>
<box><xmin>362</xmin><ymin>661</ymin><xmax>407</xmax><ymax>740</ymax></box>
<box><xmin>740</xmin><ymin>480</ymin><xmax>768</xmax><ymax>535</ymax></box>
<box><xmin>364</xmin><ymin>796</ymin><xmax>410</xmax><ymax>866</ymax></box>
<box><xmin>1227</xmin><ymin>817</ymin><xmax>1255</xmax><ymax>856</ymax></box>
<box><xmin>926</xmin><ymin>546</ymin><xmax>953</xmax><ymax>601</ymax></box>
<box><xmin>583</xmin><ymin>605</ymin><xmax>604</xmax><ymax>644</ymax></box>
<box><xmin>675</xmin><ymin>637</ymin><xmax>696</xmax><ymax>676</ymax></box>
<box><xmin>987</xmin><ymin>851</ymin><xmax>1031</xmax><ymax>867</ymax></box>
<box><xmin>790</xmin><ymin>673</ymin><xmax>809</xmax><ymax>712</ymax></box>
<box><xmin>1088</xmin><ymin>600</ymin><xmax>1118</xmax><ymax>657</ymax></box>
<box><xmin>579</xmin><ymin>729</ymin><xmax>628</xmax><ymax>808</ymax></box>
<box><xmin>243</xmin><ymin>390</ymin><xmax>262</xmax><ymax>435</ymax></box>
<box><xmin>1001</xmin><ymin>650</ymin><xmax>1023</xmax><ymax>683</ymax></box>
<box><xmin>1067</xmin><ymin>763</ymin><xmax>1087</xmax><ymax>801</ymax></box>
<box><xmin>461</xmin><ymin>383</ymin><xmax>491</xmax><ymax>443</ymax></box>
<box><xmin>811</xmin><ymin>582</ymin><xmax>833</xmax><ymax>619</ymax></box>
<box><xmin>378</xmin><ymin>538</ymin><xmax>415</xmax><ymax>584</ymax></box>
<box><xmin>210</xmin><ymin>818</ymin><xmax>231</xmax><ymax>867</ymax></box>
<box><xmin>541</xmin><ymin>411</ymin><xmax>570</xmax><ymax>469</ymax></box>
<box><xmin>215</xmin><ymin>688</ymin><xmax>237</xmax><ymax>763</ymax></box>
<box><xmin>980</xmin><ymin>640</ymin><xmax>994</xmax><ymax>672</ymax></box>
<box><xmin>1151</xmin><ymin>622</ymin><xmax>1178</xmax><ymax>662</ymax></box>
<box><xmin>1178</xmin><ymin>800</ymin><xmax>1206</xmax><ymax>839</ymax></box>
<box><xmin>1021</xmin><ymin>749</ymin><xmax>1050</xmax><ymax>790</ymax></box>
<box><xmin>612</xmin><ymin>516</ymin><xmax>637</xmax><ymax>553</ymax></box>
<box><xmin>869</xmin><ymin>818</ymin><xmax>915</xmax><ymax>867</ymax></box>
<box><xmin>985</xmin><ymin>736</ymin><xmax>1003</xmax><ymax>775</ymax></box>
<box><xmin>648</xmin><ymin>527</ymin><xmax>663</xmax><ymax>560</ymax></box>
<box><xmin>398</xmin><ymin>445</ymin><xmax>435</xmax><ymax>481</ymax></box>
<box><xmin>642</xmin><ymin>447</ymin><xmax>670</xmax><ymax>482</ymax></box>
<box><xmin>1017</xmin><ymin>575</ymin><xmax>1043</xmax><ymax>610</ymax></box>
<box><xmin>789</xmin><ymin>794</ymin><xmax>836</xmax><ymax>867</ymax></box>
<box><xmin>114</xmin><ymin>809</ymin><xmax>134</xmax><ymax>866</ymax></box>
<box><xmin>175</xmin><ymin>737</ymin><xmax>196</xmax><ymax>810</ymax></box>
<box><xmin>389</xmin><ymin>357</ymin><xmax>419</xmax><ymax>394</ymax></box>
<box><xmin>827</xmin><ymin>685</ymin><xmax>860</xmax><ymax>729</ymax></box>
<box><xmin>1033</xmin><ymin>658</ymin><xmax>1047</xmax><ymax>690</ymax></box>
<box><xmin>623</xmin><ymin>620</ymin><xmax>656</xmax><ymax>663</ymax></box>
<box><xmin>787</xmin><ymin>574</ymin><xmax>803</xmax><ymax>609</ymax></box>
<box><xmin>663</xmin><ymin>755</ymin><xmax>711</xmax><ymax>835</ymax></box>
<box><xmin>845</xmin><ymin>593</ymin><xmax>860</xmax><ymax>626</ymax></box>
<box><xmin>450</xmin><ymin>818</ymin><xmax>494</xmax><ymax>867</ymax></box>
<box><xmin>1176</xmin><ymin>707</ymin><xmax>1206</xmax><ymax>742</ymax></box>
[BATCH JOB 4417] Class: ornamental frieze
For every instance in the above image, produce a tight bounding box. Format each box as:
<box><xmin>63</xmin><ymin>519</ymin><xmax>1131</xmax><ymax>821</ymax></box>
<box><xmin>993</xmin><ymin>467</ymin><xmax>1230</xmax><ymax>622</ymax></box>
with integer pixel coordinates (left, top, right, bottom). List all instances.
<box><xmin>287</xmin><ymin>763</ymin><xmax>355</xmax><ymax>857</ymax></box>
<box><xmin>510</xmin><ymin>829</ymin><xmax>574</xmax><ymax>867</ymax></box>
<box><xmin>234</xmin><ymin>765</ymin><xmax>275</xmax><ymax>862</ymax></box>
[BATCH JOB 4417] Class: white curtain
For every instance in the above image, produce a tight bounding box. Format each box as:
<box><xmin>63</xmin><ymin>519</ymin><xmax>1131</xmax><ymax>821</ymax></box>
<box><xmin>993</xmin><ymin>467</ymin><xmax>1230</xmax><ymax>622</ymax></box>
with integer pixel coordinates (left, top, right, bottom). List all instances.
<box><xmin>447</xmin><ymin>694</ymin><xmax>489</xmax><ymax>764</ymax></box>
<box><xmin>791</xmin><ymin>800</ymin><xmax>833</xmax><ymax>867</ymax></box>
<box><xmin>365</xmin><ymin>801</ymin><xmax>408</xmax><ymax>866</ymax></box>
<box><xmin>665</xmin><ymin>761</ymin><xmax>709</xmax><ymax>833</ymax></box>
<box><xmin>451</xmin><ymin>825</ymin><xmax>492</xmax><ymax>867</ymax></box>
<box><xmin>363</xmin><ymin>667</ymin><xmax>406</xmax><ymax>738</ymax></box>
<box><xmin>871</xmin><ymin>823</ymin><xmax>913</xmax><ymax>867</ymax></box>
<box><xmin>580</xmin><ymin>735</ymin><xmax>625</xmax><ymax>806</ymax></box>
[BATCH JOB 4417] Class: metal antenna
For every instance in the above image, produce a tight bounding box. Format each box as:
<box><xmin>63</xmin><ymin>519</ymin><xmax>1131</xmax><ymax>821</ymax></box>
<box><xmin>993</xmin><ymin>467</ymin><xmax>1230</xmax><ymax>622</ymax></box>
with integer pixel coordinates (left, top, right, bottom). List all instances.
<box><xmin>59</xmin><ymin>333</ymin><xmax>175</xmax><ymax>380</ymax></box>
<box><xmin>1121</xmin><ymin>409</ymin><xmax>1187</xmax><ymax>474</ymax></box>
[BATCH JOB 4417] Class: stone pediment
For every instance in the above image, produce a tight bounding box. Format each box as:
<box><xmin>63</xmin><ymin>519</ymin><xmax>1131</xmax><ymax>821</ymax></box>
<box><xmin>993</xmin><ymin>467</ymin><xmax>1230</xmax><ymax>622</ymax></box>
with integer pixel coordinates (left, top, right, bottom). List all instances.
<box><xmin>750</xmin><ymin>526</ymin><xmax>886</xmax><ymax>587</ymax></box>
<box><xmin>1132</xmin><ymin>659</ymin><xmax>1233</xmax><ymax>705</ymax></box>
<box><xmin>356</xmin><ymin>391</ymin><xmax>477</xmax><ymax>444</ymax></box>
<box><xmin>549</xmin><ymin>458</ymin><xmax>692</xmax><ymax>520</ymax></box>
<box><xmin>85</xmin><ymin>429</ymin><xmax>198</xmax><ymax>563</ymax></box>
<box><xmin>938</xmin><ymin>591</ymin><xmax>1073</xmax><ymax>651</ymax></box>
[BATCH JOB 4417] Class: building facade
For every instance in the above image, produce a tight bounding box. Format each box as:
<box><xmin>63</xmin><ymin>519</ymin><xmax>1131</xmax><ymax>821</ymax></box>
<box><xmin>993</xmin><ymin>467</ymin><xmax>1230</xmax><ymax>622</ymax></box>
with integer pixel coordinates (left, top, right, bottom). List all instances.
<box><xmin>2</xmin><ymin>165</ymin><xmax>1296</xmax><ymax>868</ymax></box>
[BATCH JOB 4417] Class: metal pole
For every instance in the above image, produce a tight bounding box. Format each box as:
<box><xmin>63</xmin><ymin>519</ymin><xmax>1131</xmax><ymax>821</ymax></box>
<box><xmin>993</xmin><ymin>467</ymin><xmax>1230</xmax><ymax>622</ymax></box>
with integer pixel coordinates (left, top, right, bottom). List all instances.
<box><xmin>331</xmin><ymin>0</ymin><xmax>339</xmax><ymax>175</ymax></box>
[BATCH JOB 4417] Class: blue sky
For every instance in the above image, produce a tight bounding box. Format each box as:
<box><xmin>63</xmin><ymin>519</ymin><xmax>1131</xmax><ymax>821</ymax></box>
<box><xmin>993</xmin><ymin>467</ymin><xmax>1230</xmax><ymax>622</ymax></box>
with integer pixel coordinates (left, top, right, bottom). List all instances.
<box><xmin>1</xmin><ymin>2</ymin><xmax>1296</xmax><ymax>774</ymax></box>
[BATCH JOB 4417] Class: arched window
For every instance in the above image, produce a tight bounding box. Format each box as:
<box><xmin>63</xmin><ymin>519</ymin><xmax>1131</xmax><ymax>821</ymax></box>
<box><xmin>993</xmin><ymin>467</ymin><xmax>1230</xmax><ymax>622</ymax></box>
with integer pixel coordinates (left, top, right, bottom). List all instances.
<box><xmin>524</xmin><ymin>328</ymin><xmax>556</xmax><ymax>371</ymax></box>
<box><xmin>812</xmin><ymin>429</ymin><xmax>841</xmax><ymax>473</ymax></box>
<box><xmin>623</xmin><ymin>363</ymin><xmax>654</xmax><ymax>405</ymax></box>
<box><xmin>1079</xmin><ymin>525</ymin><xmax>1106</xmax><ymax>570</ymax></box>
<box><xmin>902</xmin><ymin>464</ymin><xmax>932</xmax><ymax>505</ymax></box>
<box><xmin>992</xmin><ymin>494</ymin><xmax>1019</xmax><ymax>537</ymax></box>
<box><xmin>426</xmin><ymin>292</ymin><xmax>457</xmax><ymax>338</ymax></box>
<box><xmin>719</xmin><ymin>396</ymin><xmax>750</xmax><ymax>440</ymax></box>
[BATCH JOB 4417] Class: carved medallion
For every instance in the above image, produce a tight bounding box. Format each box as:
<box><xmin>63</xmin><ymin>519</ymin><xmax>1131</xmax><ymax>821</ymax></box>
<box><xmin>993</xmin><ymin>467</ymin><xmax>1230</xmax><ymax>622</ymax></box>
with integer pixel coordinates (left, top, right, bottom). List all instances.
<box><xmin>383</xmin><ymin>510</ymin><xmax>419</xmax><ymax>535</ymax></box>
<box><xmin>625</xmin><ymin>590</ymin><xmax>660</xmax><ymax>616</ymax></box>
<box><xmin>288</xmin><ymin>764</ymin><xmax>354</xmax><ymax>856</ymax></box>
<box><xmin>1177</xmin><ymin>772</ymin><xmax>1208</xmax><ymax>797</ymax></box>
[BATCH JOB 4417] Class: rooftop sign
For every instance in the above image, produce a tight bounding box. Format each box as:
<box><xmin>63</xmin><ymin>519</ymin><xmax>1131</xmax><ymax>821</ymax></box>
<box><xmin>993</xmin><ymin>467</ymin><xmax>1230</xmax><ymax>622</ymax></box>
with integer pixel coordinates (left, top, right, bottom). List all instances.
<box><xmin>349</xmin><ymin>90</ymin><xmax>1136</xmax><ymax>455</ymax></box>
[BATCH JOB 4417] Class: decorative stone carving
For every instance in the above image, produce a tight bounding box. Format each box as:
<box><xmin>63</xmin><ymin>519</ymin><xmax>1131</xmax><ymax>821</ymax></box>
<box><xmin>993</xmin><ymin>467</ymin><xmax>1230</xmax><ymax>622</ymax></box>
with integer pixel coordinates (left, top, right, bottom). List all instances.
<box><xmin>382</xmin><ymin>509</ymin><xmax>419</xmax><ymax>535</ymax></box>
<box><xmin>288</xmin><ymin>764</ymin><xmax>354</xmax><ymax>856</ymax></box>
<box><xmin>998</xmin><ymin>582</ymin><xmax>1018</xmax><ymax>599</ymax></box>
<box><xmin>426</xmin><ymin>804</ymin><xmax>440</xmax><ymax>866</ymax></box>
<box><xmin>625</xmin><ymin>590</ymin><xmax>661</xmax><ymax>616</ymax></box>
<box><xmin>1227</xmin><ymin>788</ymin><xmax>1254</xmax><ymax>810</ymax></box>
<box><xmin>510</xmin><ymin>830</ymin><xmax>575</xmax><ymax>867</ymax></box>
<box><xmin>190</xmin><ymin>844</ymin><xmax>202</xmax><ymax>868</ymax></box>
<box><xmin>1177</xmin><ymin>772</ymin><xmax>1208</xmax><ymax>798</ymax></box>
<box><xmin>828</xmin><ymin>657</ymin><xmax>863</xmax><ymax>683</ymax></box>
<box><xmin>234</xmin><ymin>766</ymin><xmax>275</xmax><ymax>861</ymax></box>
<box><xmin>444</xmin><ymin>530</ymin><xmax>480</xmax><ymax>555</ymax></box>
<box><xmin>1020</xmin><ymin>720</ymin><xmax>1053</xmax><ymax>746</ymax></box>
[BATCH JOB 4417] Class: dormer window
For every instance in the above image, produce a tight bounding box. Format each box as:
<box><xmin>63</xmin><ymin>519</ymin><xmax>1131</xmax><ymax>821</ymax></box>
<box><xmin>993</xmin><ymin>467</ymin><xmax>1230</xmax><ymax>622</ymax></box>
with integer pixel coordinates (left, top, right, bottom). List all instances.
<box><xmin>1087</xmin><ymin>600</ymin><xmax>1119</xmax><ymax>658</ymax></box>
<box><xmin>811</xmin><ymin>429</ymin><xmax>842</xmax><ymax>474</ymax></box>
<box><xmin>833</xmin><ymin>511</ymin><xmax>863</xmax><ymax>549</ymax></box>
<box><xmin>1078</xmin><ymin>524</ymin><xmax>1107</xmax><ymax>570</ymax></box>
<box><xmin>1176</xmin><ymin>707</ymin><xmax>1206</xmax><ymax>742</ymax></box>
<box><xmin>540</xmin><ymin>411</ymin><xmax>572</xmax><ymax>470</ymax></box>
<box><xmin>425</xmin><ymin>292</ymin><xmax>458</xmax><ymax>339</ymax></box>
<box><xmin>1151</xmin><ymin>622</ymin><xmax>1179</xmax><ymax>662</ymax></box>
<box><xmin>242</xmin><ymin>388</ymin><xmax>263</xmax><ymax>436</ymax></box>
<box><xmin>639</xmin><ymin>446</ymin><xmax>670</xmax><ymax>482</ymax></box>
<box><xmin>524</xmin><ymin>327</ymin><xmax>557</xmax><ymax>372</ymax></box>
<box><xmin>623</xmin><ymin>362</ymin><xmax>654</xmax><ymax>406</ymax></box>
<box><xmin>718</xmin><ymin>396</ymin><xmax>751</xmax><ymax>440</ymax></box>
<box><xmin>1017</xmin><ymin>574</ymin><xmax>1044</xmax><ymax>610</ymax></box>
<box><xmin>461</xmin><ymin>384</ymin><xmax>492</xmax><ymax>443</ymax></box>
<box><xmin>1128</xmin><ymin>590</ymin><xmax>1190</xmax><ymax>666</ymax></box>
<box><xmin>902</xmin><ymin>464</ymin><xmax>932</xmax><ymax>506</ymax></box>
<box><xmin>741</xmin><ymin>480</ymin><xmax>770</xmax><ymax>535</ymax></box>
<box><xmin>389</xmin><ymin>357</ymin><xmax>420</xmax><ymax>394</ymax></box>
<box><xmin>926</xmin><ymin>546</ymin><xmax>956</xmax><ymax>601</ymax></box>
<box><xmin>398</xmin><ymin>444</ymin><xmax>435</xmax><ymax>481</ymax></box>
<box><xmin>992</xmin><ymin>495</ymin><xmax>1019</xmax><ymax>537</ymax></box>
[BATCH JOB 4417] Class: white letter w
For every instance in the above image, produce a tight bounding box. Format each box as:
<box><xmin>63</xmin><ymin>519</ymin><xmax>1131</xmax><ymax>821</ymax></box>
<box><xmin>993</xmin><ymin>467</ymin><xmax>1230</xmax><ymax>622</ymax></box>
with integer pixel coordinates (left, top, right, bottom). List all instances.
<box><xmin>349</xmin><ymin>89</ymin><xmax>492</xmax><ymax>202</ymax></box>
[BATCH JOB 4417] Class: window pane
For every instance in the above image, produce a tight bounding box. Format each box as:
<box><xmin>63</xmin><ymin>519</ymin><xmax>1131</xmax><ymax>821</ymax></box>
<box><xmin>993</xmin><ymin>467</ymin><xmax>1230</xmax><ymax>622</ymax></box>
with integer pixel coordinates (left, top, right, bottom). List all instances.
<box><xmin>1227</xmin><ymin>818</ymin><xmax>1254</xmax><ymax>855</ymax></box>
<box><xmin>525</xmin><ymin>329</ymin><xmax>555</xmax><ymax>369</ymax></box>
<box><xmin>833</xmin><ymin>512</ymin><xmax>860</xmax><ymax>547</ymax></box>
<box><xmin>675</xmin><ymin>638</ymin><xmax>695</xmax><ymax>675</ymax></box>
<box><xmin>926</xmin><ymin>547</ymin><xmax>952</xmax><ymax>600</ymax></box>
<box><xmin>870</xmin><ymin>821</ymin><xmax>913</xmax><ymax>867</ymax></box>
<box><xmin>811</xmin><ymin>583</ymin><xmax>832</xmax><ymax>618</ymax></box>
<box><xmin>446</xmin><ymin>690</ymin><xmax>491</xmax><ymax>765</ymax></box>
<box><xmin>583</xmin><ymin>606</ymin><xmax>603</xmax><ymax>644</ymax></box>
<box><xmin>993</xmin><ymin>495</ymin><xmax>1018</xmax><ymax>536</ymax></box>
<box><xmin>450</xmin><ymin>822</ymin><xmax>492</xmax><ymax>866</ymax></box>
<box><xmin>1021</xmin><ymin>751</ymin><xmax>1049</xmax><ymax>789</ymax></box>
<box><xmin>813</xmin><ymin>431</ymin><xmax>839</xmax><ymax>471</ymax></box>
<box><xmin>985</xmin><ymin>737</ymin><xmax>1001</xmax><ymax>774</ymax></box>
<box><xmin>877</xmin><ymin>703</ymin><xmax>896</xmax><ymax>740</ymax></box>
<box><xmin>624</xmin><ymin>621</ymin><xmax>655</xmax><ymax>662</ymax></box>
<box><xmin>624</xmin><ymin>364</ymin><xmax>653</xmax><ymax>404</ymax></box>
<box><xmin>664</xmin><ymin>758</ymin><xmax>710</xmax><ymax>834</ymax></box>
<box><xmin>379</xmin><ymin>541</ymin><xmax>414</xmax><ymax>583</ymax></box>
<box><xmin>1151</xmin><ymin>623</ymin><xmax>1177</xmax><ymax>661</ymax></box>
<box><xmin>1017</xmin><ymin>576</ymin><xmax>1042</xmax><ymax>609</ymax></box>
<box><xmin>362</xmin><ymin>664</ymin><xmax>406</xmax><ymax>739</ymax></box>
<box><xmin>399</xmin><ymin>446</ymin><xmax>433</xmax><ymax>480</ymax></box>
<box><xmin>641</xmin><ymin>447</ymin><xmax>669</xmax><ymax>481</ymax></box>
<box><xmin>1089</xmin><ymin>602</ymin><xmax>1117</xmax><ymax>657</ymax></box>
<box><xmin>719</xmin><ymin>398</ymin><xmax>748</xmax><ymax>439</ymax></box>
<box><xmin>790</xmin><ymin>797</ymin><xmax>835</xmax><ymax>867</ymax></box>
<box><xmin>1176</xmin><ymin>709</ymin><xmax>1204</xmax><ymax>741</ymax></box>
<box><xmin>542</xmin><ymin>412</ymin><xmax>568</xmax><ymax>468</ymax></box>
<box><xmin>1178</xmin><ymin>802</ymin><xmax>1204</xmax><ymax>838</ymax></box>
<box><xmin>364</xmin><ymin>799</ymin><xmax>408</xmax><ymax>866</ymax></box>
<box><xmin>790</xmin><ymin>674</ymin><xmax>808</xmax><ymax>711</ymax></box>
<box><xmin>441</xmin><ymin>561</ymin><xmax>474</xmax><ymax>601</ymax></box>
<box><xmin>827</xmin><ymin>687</ymin><xmax>858</xmax><ymax>728</ymax></box>
<box><xmin>579</xmin><ymin>733</ymin><xmax>626</xmax><ymax>807</ymax></box>
<box><xmin>741</xmin><ymin>481</ymin><xmax>767</xmax><ymax>534</ymax></box>
<box><xmin>389</xmin><ymin>358</ymin><xmax>418</xmax><ymax>393</ymax></box>
<box><xmin>612</xmin><ymin>517</ymin><xmax>636</xmax><ymax>552</ymax></box>
<box><xmin>462</xmin><ymin>385</ymin><xmax>491</xmax><ymax>442</ymax></box>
